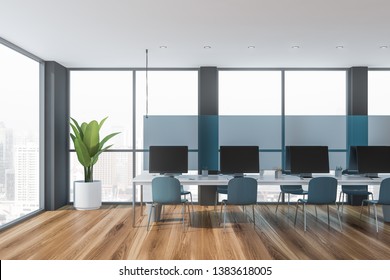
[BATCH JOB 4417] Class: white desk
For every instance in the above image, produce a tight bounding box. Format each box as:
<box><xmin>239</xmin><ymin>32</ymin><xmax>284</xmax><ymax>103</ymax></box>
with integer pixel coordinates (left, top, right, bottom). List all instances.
<box><xmin>131</xmin><ymin>173</ymin><xmax>388</xmax><ymax>226</ymax></box>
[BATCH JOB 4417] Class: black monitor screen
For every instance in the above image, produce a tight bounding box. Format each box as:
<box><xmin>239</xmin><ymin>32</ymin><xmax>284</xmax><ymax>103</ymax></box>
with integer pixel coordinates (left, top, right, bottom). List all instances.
<box><xmin>220</xmin><ymin>146</ymin><xmax>259</xmax><ymax>174</ymax></box>
<box><xmin>149</xmin><ymin>146</ymin><xmax>188</xmax><ymax>174</ymax></box>
<box><xmin>289</xmin><ymin>146</ymin><xmax>329</xmax><ymax>174</ymax></box>
<box><xmin>348</xmin><ymin>146</ymin><xmax>358</xmax><ymax>171</ymax></box>
<box><xmin>356</xmin><ymin>146</ymin><xmax>390</xmax><ymax>174</ymax></box>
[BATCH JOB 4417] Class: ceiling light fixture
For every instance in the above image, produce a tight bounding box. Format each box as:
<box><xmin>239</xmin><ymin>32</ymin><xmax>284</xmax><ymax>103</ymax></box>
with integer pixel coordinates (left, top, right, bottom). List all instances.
<box><xmin>248</xmin><ymin>46</ymin><xmax>256</xmax><ymax>49</ymax></box>
<box><xmin>380</xmin><ymin>45</ymin><xmax>389</xmax><ymax>49</ymax></box>
<box><xmin>336</xmin><ymin>46</ymin><xmax>344</xmax><ymax>49</ymax></box>
<box><xmin>291</xmin><ymin>45</ymin><xmax>300</xmax><ymax>49</ymax></box>
<box><xmin>203</xmin><ymin>46</ymin><xmax>211</xmax><ymax>49</ymax></box>
<box><xmin>159</xmin><ymin>46</ymin><xmax>167</xmax><ymax>49</ymax></box>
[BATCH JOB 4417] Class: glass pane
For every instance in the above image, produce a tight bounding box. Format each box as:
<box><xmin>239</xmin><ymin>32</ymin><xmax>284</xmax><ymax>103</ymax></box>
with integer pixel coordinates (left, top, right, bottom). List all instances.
<box><xmin>219</xmin><ymin>71</ymin><xmax>281</xmax><ymax>115</ymax></box>
<box><xmin>0</xmin><ymin>43</ymin><xmax>40</xmax><ymax>227</ymax></box>
<box><xmin>368</xmin><ymin>71</ymin><xmax>390</xmax><ymax>115</ymax></box>
<box><xmin>70</xmin><ymin>152</ymin><xmax>133</xmax><ymax>202</ymax></box>
<box><xmin>136</xmin><ymin>71</ymin><xmax>198</xmax><ymax>149</ymax></box>
<box><xmin>285</xmin><ymin>71</ymin><xmax>346</xmax><ymax>115</ymax></box>
<box><xmin>70</xmin><ymin>71</ymin><xmax>133</xmax><ymax>149</ymax></box>
<box><xmin>219</xmin><ymin>116</ymin><xmax>282</xmax><ymax>149</ymax></box>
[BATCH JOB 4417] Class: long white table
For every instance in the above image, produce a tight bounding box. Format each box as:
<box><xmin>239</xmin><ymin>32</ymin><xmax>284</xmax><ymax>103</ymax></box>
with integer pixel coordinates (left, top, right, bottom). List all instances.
<box><xmin>131</xmin><ymin>173</ymin><xmax>388</xmax><ymax>226</ymax></box>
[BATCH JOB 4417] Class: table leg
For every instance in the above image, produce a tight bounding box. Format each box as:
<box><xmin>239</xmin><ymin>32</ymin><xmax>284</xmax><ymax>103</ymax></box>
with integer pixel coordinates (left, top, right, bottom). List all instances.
<box><xmin>140</xmin><ymin>185</ymin><xmax>144</xmax><ymax>216</ymax></box>
<box><xmin>132</xmin><ymin>182</ymin><xmax>136</xmax><ymax>227</ymax></box>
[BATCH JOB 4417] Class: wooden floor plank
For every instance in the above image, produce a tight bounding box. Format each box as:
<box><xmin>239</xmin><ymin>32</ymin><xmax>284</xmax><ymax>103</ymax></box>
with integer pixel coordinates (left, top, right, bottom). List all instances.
<box><xmin>0</xmin><ymin>204</ymin><xmax>389</xmax><ymax>260</ymax></box>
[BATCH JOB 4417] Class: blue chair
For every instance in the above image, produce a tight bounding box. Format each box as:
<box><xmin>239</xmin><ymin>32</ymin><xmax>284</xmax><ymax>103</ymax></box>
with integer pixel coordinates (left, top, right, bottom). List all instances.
<box><xmin>147</xmin><ymin>177</ymin><xmax>191</xmax><ymax>231</ymax></box>
<box><xmin>360</xmin><ymin>177</ymin><xmax>390</xmax><ymax>232</ymax></box>
<box><xmin>275</xmin><ymin>185</ymin><xmax>308</xmax><ymax>214</ymax></box>
<box><xmin>220</xmin><ymin>177</ymin><xmax>258</xmax><ymax>229</ymax></box>
<box><xmin>180</xmin><ymin>185</ymin><xmax>194</xmax><ymax>211</ymax></box>
<box><xmin>214</xmin><ymin>185</ymin><xmax>228</xmax><ymax>210</ymax></box>
<box><xmin>294</xmin><ymin>177</ymin><xmax>342</xmax><ymax>231</ymax></box>
<box><xmin>338</xmin><ymin>185</ymin><xmax>373</xmax><ymax>214</ymax></box>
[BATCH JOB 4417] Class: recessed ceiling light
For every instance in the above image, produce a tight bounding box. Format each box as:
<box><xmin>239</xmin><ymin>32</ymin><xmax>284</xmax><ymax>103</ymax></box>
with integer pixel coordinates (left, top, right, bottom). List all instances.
<box><xmin>159</xmin><ymin>46</ymin><xmax>167</xmax><ymax>49</ymax></box>
<box><xmin>380</xmin><ymin>45</ymin><xmax>389</xmax><ymax>49</ymax></box>
<box><xmin>336</xmin><ymin>45</ymin><xmax>344</xmax><ymax>49</ymax></box>
<box><xmin>291</xmin><ymin>45</ymin><xmax>300</xmax><ymax>49</ymax></box>
<box><xmin>203</xmin><ymin>46</ymin><xmax>211</xmax><ymax>49</ymax></box>
<box><xmin>248</xmin><ymin>46</ymin><xmax>256</xmax><ymax>49</ymax></box>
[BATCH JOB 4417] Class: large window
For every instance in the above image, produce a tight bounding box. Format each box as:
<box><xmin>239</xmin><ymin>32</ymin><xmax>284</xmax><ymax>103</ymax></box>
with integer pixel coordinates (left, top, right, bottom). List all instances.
<box><xmin>70</xmin><ymin>70</ymin><xmax>133</xmax><ymax>202</ymax></box>
<box><xmin>135</xmin><ymin>70</ymin><xmax>198</xmax><ymax>201</ymax></box>
<box><xmin>0</xmin><ymin>42</ymin><xmax>41</xmax><ymax>227</ymax></box>
<box><xmin>285</xmin><ymin>70</ymin><xmax>347</xmax><ymax>171</ymax></box>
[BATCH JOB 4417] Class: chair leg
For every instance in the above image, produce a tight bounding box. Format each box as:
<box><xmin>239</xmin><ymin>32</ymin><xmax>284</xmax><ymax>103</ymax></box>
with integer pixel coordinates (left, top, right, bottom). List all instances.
<box><xmin>187</xmin><ymin>202</ymin><xmax>192</xmax><ymax>226</ymax></box>
<box><xmin>182</xmin><ymin>203</ymin><xmax>185</xmax><ymax>228</ymax></box>
<box><xmin>147</xmin><ymin>203</ymin><xmax>154</xmax><ymax>231</ymax></box>
<box><xmin>189</xmin><ymin>192</ymin><xmax>194</xmax><ymax>212</ymax></box>
<box><xmin>303</xmin><ymin>203</ymin><xmax>307</xmax><ymax>231</ymax></box>
<box><xmin>275</xmin><ymin>192</ymin><xmax>282</xmax><ymax>213</ymax></box>
<box><xmin>219</xmin><ymin>201</ymin><xmax>223</xmax><ymax>225</ymax></box>
<box><xmin>252</xmin><ymin>204</ymin><xmax>255</xmax><ymax>227</ymax></box>
<box><xmin>315</xmin><ymin>205</ymin><xmax>318</xmax><ymax>219</ymax></box>
<box><xmin>214</xmin><ymin>192</ymin><xmax>218</xmax><ymax>211</ymax></box>
<box><xmin>294</xmin><ymin>201</ymin><xmax>299</xmax><ymax>226</ymax></box>
<box><xmin>360</xmin><ymin>199</ymin><xmax>365</xmax><ymax>219</ymax></box>
<box><xmin>223</xmin><ymin>203</ymin><xmax>227</xmax><ymax>230</ymax></box>
<box><xmin>338</xmin><ymin>191</ymin><xmax>342</xmax><ymax>210</ymax></box>
<box><xmin>287</xmin><ymin>193</ymin><xmax>291</xmax><ymax>214</ymax></box>
<box><xmin>373</xmin><ymin>204</ymin><xmax>379</xmax><ymax>233</ymax></box>
<box><xmin>327</xmin><ymin>204</ymin><xmax>330</xmax><ymax>226</ymax></box>
<box><xmin>335</xmin><ymin>203</ymin><xmax>342</xmax><ymax>231</ymax></box>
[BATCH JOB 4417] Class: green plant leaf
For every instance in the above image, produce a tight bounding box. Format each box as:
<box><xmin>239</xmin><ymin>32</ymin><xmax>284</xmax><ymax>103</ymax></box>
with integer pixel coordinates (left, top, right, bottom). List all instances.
<box><xmin>84</xmin><ymin>120</ymin><xmax>100</xmax><ymax>157</ymax></box>
<box><xmin>70</xmin><ymin>123</ymin><xmax>82</xmax><ymax>141</ymax></box>
<box><xmin>99</xmin><ymin>132</ymin><xmax>121</xmax><ymax>150</ymax></box>
<box><xmin>70</xmin><ymin>117</ymin><xmax>84</xmax><ymax>140</ymax></box>
<box><xmin>99</xmin><ymin>116</ymin><xmax>108</xmax><ymax>130</ymax></box>
<box><xmin>74</xmin><ymin>138</ymin><xmax>91</xmax><ymax>167</ymax></box>
<box><xmin>91</xmin><ymin>144</ymin><xmax>113</xmax><ymax>165</ymax></box>
<box><xmin>81</xmin><ymin>122</ymin><xmax>88</xmax><ymax>136</ymax></box>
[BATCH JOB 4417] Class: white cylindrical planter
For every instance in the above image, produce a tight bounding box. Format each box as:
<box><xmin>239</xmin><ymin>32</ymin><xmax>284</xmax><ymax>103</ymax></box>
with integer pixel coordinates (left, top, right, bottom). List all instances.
<box><xmin>74</xmin><ymin>180</ymin><xmax>102</xmax><ymax>210</ymax></box>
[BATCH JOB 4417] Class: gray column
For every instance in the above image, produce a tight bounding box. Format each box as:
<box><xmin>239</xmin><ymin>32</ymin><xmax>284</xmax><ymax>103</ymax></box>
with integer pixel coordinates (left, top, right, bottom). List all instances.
<box><xmin>198</xmin><ymin>67</ymin><xmax>219</xmax><ymax>205</ymax></box>
<box><xmin>44</xmin><ymin>61</ymin><xmax>69</xmax><ymax>210</ymax></box>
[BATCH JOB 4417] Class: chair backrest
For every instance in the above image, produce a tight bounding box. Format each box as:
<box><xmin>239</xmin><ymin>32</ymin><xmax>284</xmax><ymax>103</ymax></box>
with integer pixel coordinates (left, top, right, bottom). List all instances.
<box><xmin>378</xmin><ymin>177</ymin><xmax>390</xmax><ymax>205</ymax></box>
<box><xmin>307</xmin><ymin>177</ymin><xmax>338</xmax><ymax>204</ymax></box>
<box><xmin>152</xmin><ymin>176</ymin><xmax>181</xmax><ymax>204</ymax></box>
<box><xmin>227</xmin><ymin>177</ymin><xmax>258</xmax><ymax>205</ymax></box>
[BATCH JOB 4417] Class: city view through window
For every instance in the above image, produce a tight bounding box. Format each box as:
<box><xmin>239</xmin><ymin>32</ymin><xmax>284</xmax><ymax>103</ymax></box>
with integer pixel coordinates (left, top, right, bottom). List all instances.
<box><xmin>0</xmin><ymin>43</ymin><xmax>40</xmax><ymax>226</ymax></box>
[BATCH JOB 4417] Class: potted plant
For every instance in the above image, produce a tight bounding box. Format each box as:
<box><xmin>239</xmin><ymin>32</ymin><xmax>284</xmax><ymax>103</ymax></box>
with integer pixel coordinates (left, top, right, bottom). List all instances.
<box><xmin>274</xmin><ymin>167</ymin><xmax>283</xmax><ymax>179</ymax></box>
<box><xmin>70</xmin><ymin>117</ymin><xmax>120</xmax><ymax>210</ymax></box>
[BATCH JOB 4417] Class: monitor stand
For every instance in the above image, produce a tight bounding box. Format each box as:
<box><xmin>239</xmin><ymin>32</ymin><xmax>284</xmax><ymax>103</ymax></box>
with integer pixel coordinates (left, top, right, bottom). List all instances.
<box><xmin>162</xmin><ymin>173</ymin><xmax>179</xmax><ymax>177</ymax></box>
<box><xmin>300</xmin><ymin>173</ymin><xmax>312</xmax><ymax>179</ymax></box>
<box><xmin>233</xmin><ymin>173</ymin><xmax>244</xmax><ymax>178</ymax></box>
<box><xmin>364</xmin><ymin>173</ymin><xmax>379</xmax><ymax>178</ymax></box>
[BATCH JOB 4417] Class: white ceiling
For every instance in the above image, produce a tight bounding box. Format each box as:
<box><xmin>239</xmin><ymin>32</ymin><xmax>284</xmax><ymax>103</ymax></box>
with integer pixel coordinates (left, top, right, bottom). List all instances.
<box><xmin>1</xmin><ymin>0</ymin><xmax>390</xmax><ymax>68</ymax></box>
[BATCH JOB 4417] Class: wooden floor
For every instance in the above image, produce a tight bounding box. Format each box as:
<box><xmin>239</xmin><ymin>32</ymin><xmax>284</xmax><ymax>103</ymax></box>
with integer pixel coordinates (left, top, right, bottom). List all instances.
<box><xmin>0</xmin><ymin>204</ymin><xmax>389</xmax><ymax>260</ymax></box>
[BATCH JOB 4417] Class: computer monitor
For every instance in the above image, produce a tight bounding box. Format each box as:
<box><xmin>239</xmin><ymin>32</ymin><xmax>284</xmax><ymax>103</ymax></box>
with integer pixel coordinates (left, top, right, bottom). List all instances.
<box><xmin>288</xmin><ymin>146</ymin><xmax>329</xmax><ymax>177</ymax></box>
<box><xmin>348</xmin><ymin>146</ymin><xmax>358</xmax><ymax>172</ymax></box>
<box><xmin>149</xmin><ymin>146</ymin><xmax>188</xmax><ymax>175</ymax></box>
<box><xmin>219</xmin><ymin>146</ymin><xmax>260</xmax><ymax>176</ymax></box>
<box><xmin>356</xmin><ymin>146</ymin><xmax>390</xmax><ymax>177</ymax></box>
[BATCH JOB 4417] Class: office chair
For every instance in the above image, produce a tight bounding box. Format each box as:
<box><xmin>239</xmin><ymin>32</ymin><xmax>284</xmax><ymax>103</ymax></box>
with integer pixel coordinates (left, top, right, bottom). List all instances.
<box><xmin>338</xmin><ymin>185</ymin><xmax>373</xmax><ymax>214</ymax></box>
<box><xmin>220</xmin><ymin>177</ymin><xmax>258</xmax><ymax>229</ymax></box>
<box><xmin>360</xmin><ymin>177</ymin><xmax>390</xmax><ymax>232</ymax></box>
<box><xmin>180</xmin><ymin>185</ymin><xmax>194</xmax><ymax>211</ymax></box>
<box><xmin>147</xmin><ymin>176</ymin><xmax>191</xmax><ymax>231</ymax></box>
<box><xmin>294</xmin><ymin>177</ymin><xmax>342</xmax><ymax>231</ymax></box>
<box><xmin>275</xmin><ymin>185</ymin><xmax>308</xmax><ymax>214</ymax></box>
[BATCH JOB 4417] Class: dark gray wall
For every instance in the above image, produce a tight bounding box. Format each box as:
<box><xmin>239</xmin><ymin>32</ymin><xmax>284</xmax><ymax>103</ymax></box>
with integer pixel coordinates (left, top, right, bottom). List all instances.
<box><xmin>199</xmin><ymin>67</ymin><xmax>218</xmax><ymax>115</ymax></box>
<box><xmin>45</xmin><ymin>61</ymin><xmax>69</xmax><ymax>210</ymax></box>
<box><xmin>348</xmin><ymin>67</ymin><xmax>368</xmax><ymax>115</ymax></box>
